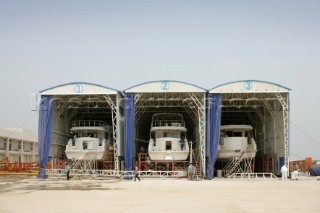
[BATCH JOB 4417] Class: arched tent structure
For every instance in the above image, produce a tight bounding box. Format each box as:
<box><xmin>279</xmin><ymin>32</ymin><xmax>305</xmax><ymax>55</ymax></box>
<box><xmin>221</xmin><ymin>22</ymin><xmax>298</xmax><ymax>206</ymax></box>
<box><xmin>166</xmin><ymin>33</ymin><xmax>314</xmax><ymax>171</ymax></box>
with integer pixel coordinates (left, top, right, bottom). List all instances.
<box><xmin>124</xmin><ymin>80</ymin><xmax>207</xmax><ymax>177</ymax></box>
<box><xmin>208</xmin><ymin>80</ymin><xmax>290</xmax><ymax>177</ymax></box>
<box><xmin>38</xmin><ymin>82</ymin><xmax>124</xmax><ymax>178</ymax></box>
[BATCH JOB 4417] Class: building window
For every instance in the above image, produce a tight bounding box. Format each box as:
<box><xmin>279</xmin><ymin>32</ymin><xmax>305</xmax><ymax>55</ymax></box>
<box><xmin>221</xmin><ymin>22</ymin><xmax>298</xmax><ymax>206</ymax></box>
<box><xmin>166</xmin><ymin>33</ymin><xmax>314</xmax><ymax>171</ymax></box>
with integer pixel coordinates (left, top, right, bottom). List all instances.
<box><xmin>18</xmin><ymin>142</ymin><xmax>21</xmax><ymax>150</ymax></box>
<box><xmin>30</xmin><ymin>144</ymin><xmax>33</xmax><ymax>151</ymax></box>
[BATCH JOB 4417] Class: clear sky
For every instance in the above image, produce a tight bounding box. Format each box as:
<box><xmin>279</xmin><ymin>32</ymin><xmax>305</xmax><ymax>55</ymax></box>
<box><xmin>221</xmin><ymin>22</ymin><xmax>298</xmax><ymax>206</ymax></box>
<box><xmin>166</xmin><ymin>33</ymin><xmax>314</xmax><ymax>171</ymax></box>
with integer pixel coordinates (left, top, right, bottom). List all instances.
<box><xmin>0</xmin><ymin>0</ymin><xmax>319</xmax><ymax>160</ymax></box>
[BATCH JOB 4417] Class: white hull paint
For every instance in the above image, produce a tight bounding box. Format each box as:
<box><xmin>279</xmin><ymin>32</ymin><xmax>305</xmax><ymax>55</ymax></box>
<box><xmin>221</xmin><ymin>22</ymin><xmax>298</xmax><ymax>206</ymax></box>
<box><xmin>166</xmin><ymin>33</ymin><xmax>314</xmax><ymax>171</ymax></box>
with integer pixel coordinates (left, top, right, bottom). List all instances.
<box><xmin>217</xmin><ymin>125</ymin><xmax>257</xmax><ymax>160</ymax></box>
<box><xmin>148</xmin><ymin>113</ymin><xmax>190</xmax><ymax>161</ymax></box>
<box><xmin>65</xmin><ymin>120</ymin><xmax>112</xmax><ymax>161</ymax></box>
<box><xmin>149</xmin><ymin>151</ymin><xmax>189</xmax><ymax>161</ymax></box>
<box><xmin>65</xmin><ymin>151</ymin><xmax>105</xmax><ymax>160</ymax></box>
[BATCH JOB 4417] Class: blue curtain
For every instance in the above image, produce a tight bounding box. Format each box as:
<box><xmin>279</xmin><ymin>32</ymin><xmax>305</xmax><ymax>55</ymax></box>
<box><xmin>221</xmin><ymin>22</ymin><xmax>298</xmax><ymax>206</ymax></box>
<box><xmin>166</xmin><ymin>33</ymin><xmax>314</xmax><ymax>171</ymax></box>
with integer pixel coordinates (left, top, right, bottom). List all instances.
<box><xmin>37</xmin><ymin>96</ymin><xmax>53</xmax><ymax>179</ymax></box>
<box><xmin>124</xmin><ymin>93</ymin><xmax>135</xmax><ymax>175</ymax></box>
<box><xmin>207</xmin><ymin>94</ymin><xmax>222</xmax><ymax>180</ymax></box>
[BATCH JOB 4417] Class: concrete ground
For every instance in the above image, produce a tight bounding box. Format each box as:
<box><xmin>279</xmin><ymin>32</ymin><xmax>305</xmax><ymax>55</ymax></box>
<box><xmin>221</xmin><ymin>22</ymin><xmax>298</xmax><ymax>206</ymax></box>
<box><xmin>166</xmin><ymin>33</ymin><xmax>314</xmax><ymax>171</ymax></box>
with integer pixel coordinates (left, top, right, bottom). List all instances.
<box><xmin>0</xmin><ymin>175</ymin><xmax>319</xmax><ymax>213</ymax></box>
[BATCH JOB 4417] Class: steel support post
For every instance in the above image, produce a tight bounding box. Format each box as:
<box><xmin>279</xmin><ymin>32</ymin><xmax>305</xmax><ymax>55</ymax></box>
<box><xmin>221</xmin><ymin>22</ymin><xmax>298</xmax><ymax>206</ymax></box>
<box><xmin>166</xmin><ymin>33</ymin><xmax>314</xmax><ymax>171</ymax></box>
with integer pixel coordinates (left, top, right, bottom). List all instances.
<box><xmin>276</xmin><ymin>93</ymin><xmax>289</xmax><ymax>169</ymax></box>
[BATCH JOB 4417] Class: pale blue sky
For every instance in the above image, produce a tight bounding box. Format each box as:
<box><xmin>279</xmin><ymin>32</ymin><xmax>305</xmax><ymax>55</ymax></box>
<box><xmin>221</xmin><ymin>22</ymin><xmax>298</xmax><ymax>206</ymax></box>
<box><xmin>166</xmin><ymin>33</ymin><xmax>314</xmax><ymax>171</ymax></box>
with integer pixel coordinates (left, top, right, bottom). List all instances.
<box><xmin>0</xmin><ymin>0</ymin><xmax>319</xmax><ymax>160</ymax></box>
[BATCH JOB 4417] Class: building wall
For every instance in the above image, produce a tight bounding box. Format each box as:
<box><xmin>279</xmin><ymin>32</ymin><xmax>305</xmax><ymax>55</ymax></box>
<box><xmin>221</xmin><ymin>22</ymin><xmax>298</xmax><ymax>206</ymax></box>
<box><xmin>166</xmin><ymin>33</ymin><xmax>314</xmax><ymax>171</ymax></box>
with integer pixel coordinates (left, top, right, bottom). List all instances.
<box><xmin>0</xmin><ymin>135</ymin><xmax>37</xmax><ymax>163</ymax></box>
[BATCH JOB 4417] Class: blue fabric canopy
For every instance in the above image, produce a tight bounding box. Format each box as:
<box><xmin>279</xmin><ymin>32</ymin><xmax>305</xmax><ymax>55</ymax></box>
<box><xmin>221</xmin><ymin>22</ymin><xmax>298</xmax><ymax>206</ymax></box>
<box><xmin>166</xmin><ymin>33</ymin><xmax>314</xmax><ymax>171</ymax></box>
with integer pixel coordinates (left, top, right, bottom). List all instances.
<box><xmin>37</xmin><ymin>95</ymin><xmax>53</xmax><ymax>179</ymax></box>
<box><xmin>206</xmin><ymin>94</ymin><xmax>222</xmax><ymax>180</ymax></box>
<box><xmin>124</xmin><ymin>93</ymin><xmax>135</xmax><ymax>174</ymax></box>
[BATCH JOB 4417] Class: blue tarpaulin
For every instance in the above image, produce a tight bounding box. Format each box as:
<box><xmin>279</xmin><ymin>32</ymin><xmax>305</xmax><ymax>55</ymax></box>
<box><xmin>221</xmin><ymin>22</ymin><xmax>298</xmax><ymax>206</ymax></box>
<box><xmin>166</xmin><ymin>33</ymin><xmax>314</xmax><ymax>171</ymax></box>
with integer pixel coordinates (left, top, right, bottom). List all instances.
<box><xmin>124</xmin><ymin>93</ymin><xmax>135</xmax><ymax>174</ymax></box>
<box><xmin>206</xmin><ymin>93</ymin><xmax>222</xmax><ymax>180</ymax></box>
<box><xmin>37</xmin><ymin>95</ymin><xmax>53</xmax><ymax>179</ymax></box>
<box><xmin>309</xmin><ymin>165</ymin><xmax>320</xmax><ymax>176</ymax></box>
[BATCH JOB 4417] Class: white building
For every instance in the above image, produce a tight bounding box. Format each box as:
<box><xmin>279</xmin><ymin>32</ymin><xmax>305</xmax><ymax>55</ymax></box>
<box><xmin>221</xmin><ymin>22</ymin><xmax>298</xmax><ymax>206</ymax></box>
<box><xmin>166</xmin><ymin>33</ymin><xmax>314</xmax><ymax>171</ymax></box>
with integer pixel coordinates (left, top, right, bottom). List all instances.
<box><xmin>0</xmin><ymin>128</ymin><xmax>38</xmax><ymax>163</ymax></box>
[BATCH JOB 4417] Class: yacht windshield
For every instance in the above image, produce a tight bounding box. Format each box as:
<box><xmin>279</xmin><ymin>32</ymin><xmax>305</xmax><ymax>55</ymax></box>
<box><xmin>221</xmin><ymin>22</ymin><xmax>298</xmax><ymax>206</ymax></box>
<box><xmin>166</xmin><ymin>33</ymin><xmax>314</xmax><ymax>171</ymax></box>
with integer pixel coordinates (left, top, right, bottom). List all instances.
<box><xmin>163</xmin><ymin>132</ymin><xmax>179</xmax><ymax>138</ymax></box>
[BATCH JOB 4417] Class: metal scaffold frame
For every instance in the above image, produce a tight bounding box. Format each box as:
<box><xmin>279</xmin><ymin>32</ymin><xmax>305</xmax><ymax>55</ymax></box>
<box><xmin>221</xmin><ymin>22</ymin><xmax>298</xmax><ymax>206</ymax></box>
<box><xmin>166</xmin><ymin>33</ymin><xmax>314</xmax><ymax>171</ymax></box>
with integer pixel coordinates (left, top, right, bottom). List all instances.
<box><xmin>131</xmin><ymin>91</ymin><xmax>206</xmax><ymax>177</ymax></box>
<box><xmin>218</xmin><ymin>91</ymin><xmax>290</xmax><ymax>175</ymax></box>
<box><xmin>69</xmin><ymin>152</ymin><xmax>98</xmax><ymax>173</ymax></box>
<box><xmin>188</xmin><ymin>92</ymin><xmax>206</xmax><ymax>177</ymax></box>
<box><xmin>104</xmin><ymin>95</ymin><xmax>119</xmax><ymax>174</ymax></box>
<box><xmin>276</xmin><ymin>93</ymin><xmax>289</xmax><ymax>168</ymax></box>
<box><xmin>47</xmin><ymin>92</ymin><xmax>122</xmax><ymax>176</ymax></box>
<box><xmin>224</xmin><ymin>152</ymin><xmax>254</xmax><ymax>177</ymax></box>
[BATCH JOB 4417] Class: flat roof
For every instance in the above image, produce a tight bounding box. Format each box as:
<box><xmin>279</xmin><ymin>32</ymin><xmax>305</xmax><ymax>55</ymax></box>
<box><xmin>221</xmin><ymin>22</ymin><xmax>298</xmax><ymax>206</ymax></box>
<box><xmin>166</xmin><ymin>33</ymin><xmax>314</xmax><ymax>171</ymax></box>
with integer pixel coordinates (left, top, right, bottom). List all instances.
<box><xmin>0</xmin><ymin>128</ymin><xmax>37</xmax><ymax>142</ymax></box>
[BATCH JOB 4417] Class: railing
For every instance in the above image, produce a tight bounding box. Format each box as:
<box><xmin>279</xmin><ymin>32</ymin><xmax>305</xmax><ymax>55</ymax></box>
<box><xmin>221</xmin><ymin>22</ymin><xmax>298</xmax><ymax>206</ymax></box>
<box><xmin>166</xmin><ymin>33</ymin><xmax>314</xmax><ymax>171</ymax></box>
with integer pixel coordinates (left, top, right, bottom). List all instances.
<box><xmin>152</xmin><ymin>120</ymin><xmax>185</xmax><ymax>128</ymax></box>
<box><xmin>47</xmin><ymin>169</ymin><xmax>186</xmax><ymax>178</ymax></box>
<box><xmin>0</xmin><ymin>160</ymin><xmax>40</xmax><ymax>172</ymax></box>
<box><xmin>228</xmin><ymin>173</ymin><xmax>278</xmax><ymax>179</ymax></box>
<box><xmin>72</xmin><ymin>120</ymin><xmax>107</xmax><ymax>128</ymax></box>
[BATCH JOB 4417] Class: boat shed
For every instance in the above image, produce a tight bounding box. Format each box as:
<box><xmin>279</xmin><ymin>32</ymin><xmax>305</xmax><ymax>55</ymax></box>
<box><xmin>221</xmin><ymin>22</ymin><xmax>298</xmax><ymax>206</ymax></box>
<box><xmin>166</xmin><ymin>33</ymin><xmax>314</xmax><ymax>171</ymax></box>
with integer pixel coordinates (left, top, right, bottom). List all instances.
<box><xmin>124</xmin><ymin>80</ymin><xmax>207</xmax><ymax>177</ymax></box>
<box><xmin>208</xmin><ymin>80</ymin><xmax>290</xmax><ymax>177</ymax></box>
<box><xmin>37</xmin><ymin>82</ymin><xmax>124</xmax><ymax>178</ymax></box>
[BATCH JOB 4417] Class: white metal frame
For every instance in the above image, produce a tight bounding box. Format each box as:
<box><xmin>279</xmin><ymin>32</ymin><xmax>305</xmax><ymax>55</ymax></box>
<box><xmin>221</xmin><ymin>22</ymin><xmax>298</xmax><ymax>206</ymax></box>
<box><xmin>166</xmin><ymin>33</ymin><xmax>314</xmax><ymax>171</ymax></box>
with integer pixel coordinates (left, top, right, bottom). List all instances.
<box><xmin>131</xmin><ymin>92</ymin><xmax>206</xmax><ymax>177</ymax></box>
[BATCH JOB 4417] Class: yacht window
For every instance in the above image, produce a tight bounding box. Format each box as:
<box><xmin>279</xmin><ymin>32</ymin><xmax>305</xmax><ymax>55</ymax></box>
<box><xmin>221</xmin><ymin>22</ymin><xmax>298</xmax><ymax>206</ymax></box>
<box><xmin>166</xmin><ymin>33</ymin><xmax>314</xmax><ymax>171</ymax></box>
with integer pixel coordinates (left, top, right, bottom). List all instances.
<box><xmin>226</xmin><ymin>131</ymin><xmax>233</xmax><ymax>137</ymax></box>
<box><xmin>99</xmin><ymin>133</ymin><xmax>104</xmax><ymax>146</ymax></box>
<box><xmin>83</xmin><ymin>142</ymin><xmax>88</xmax><ymax>150</ymax></box>
<box><xmin>156</xmin><ymin>132</ymin><xmax>162</xmax><ymax>139</ymax></box>
<box><xmin>166</xmin><ymin>141</ymin><xmax>172</xmax><ymax>150</ymax></box>
<box><xmin>163</xmin><ymin>132</ymin><xmax>178</xmax><ymax>138</ymax></box>
<box><xmin>234</xmin><ymin>132</ymin><xmax>242</xmax><ymax>137</ymax></box>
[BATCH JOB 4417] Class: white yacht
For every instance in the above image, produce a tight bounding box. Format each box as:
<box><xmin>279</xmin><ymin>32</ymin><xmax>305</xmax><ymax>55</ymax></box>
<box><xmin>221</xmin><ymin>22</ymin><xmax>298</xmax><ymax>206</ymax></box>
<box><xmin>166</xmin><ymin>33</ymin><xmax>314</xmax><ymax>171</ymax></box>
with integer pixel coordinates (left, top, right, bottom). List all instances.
<box><xmin>65</xmin><ymin>120</ymin><xmax>112</xmax><ymax>160</ymax></box>
<box><xmin>217</xmin><ymin>125</ymin><xmax>257</xmax><ymax>159</ymax></box>
<box><xmin>148</xmin><ymin>113</ymin><xmax>189</xmax><ymax>161</ymax></box>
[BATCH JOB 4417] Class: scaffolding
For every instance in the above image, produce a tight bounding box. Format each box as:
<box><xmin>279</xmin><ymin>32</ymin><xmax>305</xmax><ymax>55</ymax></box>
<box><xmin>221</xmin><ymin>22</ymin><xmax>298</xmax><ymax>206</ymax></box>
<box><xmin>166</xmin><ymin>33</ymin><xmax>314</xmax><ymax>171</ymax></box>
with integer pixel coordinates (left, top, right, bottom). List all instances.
<box><xmin>137</xmin><ymin>153</ymin><xmax>188</xmax><ymax>176</ymax></box>
<box><xmin>133</xmin><ymin>92</ymin><xmax>206</xmax><ymax>177</ymax></box>
<box><xmin>68</xmin><ymin>153</ymin><xmax>98</xmax><ymax>176</ymax></box>
<box><xmin>224</xmin><ymin>152</ymin><xmax>255</xmax><ymax>177</ymax></box>
<box><xmin>0</xmin><ymin>157</ymin><xmax>40</xmax><ymax>172</ymax></box>
<box><xmin>41</xmin><ymin>82</ymin><xmax>123</xmax><ymax>178</ymax></box>
<box><xmin>216</xmin><ymin>91</ymin><xmax>289</xmax><ymax>176</ymax></box>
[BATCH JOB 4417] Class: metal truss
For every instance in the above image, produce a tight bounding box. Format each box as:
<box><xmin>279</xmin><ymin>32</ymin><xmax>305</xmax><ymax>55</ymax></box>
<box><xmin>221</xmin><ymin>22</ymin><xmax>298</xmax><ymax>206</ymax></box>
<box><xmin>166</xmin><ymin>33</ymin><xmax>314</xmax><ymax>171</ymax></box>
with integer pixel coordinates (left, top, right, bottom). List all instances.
<box><xmin>132</xmin><ymin>92</ymin><xmax>205</xmax><ymax>177</ymax></box>
<box><xmin>70</xmin><ymin>153</ymin><xmax>98</xmax><ymax>171</ymax></box>
<box><xmin>104</xmin><ymin>95</ymin><xmax>119</xmax><ymax>174</ymax></box>
<box><xmin>47</xmin><ymin>169</ymin><xmax>186</xmax><ymax>179</ymax></box>
<box><xmin>256</xmin><ymin>107</ymin><xmax>265</xmax><ymax>123</ymax></box>
<box><xmin>224</xmin><ymin>152</ymin><xmax>254</xmax><ymax>177</ymax></box>
<box><xmin>220</xmin><ymin>92</ymin><xmax>289</xmax><ymax>171</ymax></box>
<box><xmin>276</xmin><ymin>93</ymin><xmax>289</xmax><ymax>168</ymax></box>
<box><xmin>246</xmin><ymin>112</ymin><xmax>257</xmax><ymax>127</ymax></box>
<box><xmin>188</xmin><ymin>93</ymin><xmax>205</xmax><ymax>178</ymax></box>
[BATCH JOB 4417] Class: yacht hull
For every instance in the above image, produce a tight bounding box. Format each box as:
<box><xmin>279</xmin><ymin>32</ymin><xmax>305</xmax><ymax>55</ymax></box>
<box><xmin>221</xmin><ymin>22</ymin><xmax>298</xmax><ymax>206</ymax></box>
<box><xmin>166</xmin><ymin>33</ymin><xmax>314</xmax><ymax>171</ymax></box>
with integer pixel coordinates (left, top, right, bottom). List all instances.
<box><xmin>149</xmin><ymin>151</ymin><xmax>189</xmax><ymax>161</ymax></box>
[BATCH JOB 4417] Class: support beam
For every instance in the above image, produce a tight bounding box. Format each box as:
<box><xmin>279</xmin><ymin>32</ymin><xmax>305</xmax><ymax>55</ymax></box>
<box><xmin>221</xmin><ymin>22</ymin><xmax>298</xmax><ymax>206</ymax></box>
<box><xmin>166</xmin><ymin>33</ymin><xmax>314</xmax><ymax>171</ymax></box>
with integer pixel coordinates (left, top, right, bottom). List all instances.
<box><xmin>104</xmin><ymin>95</ymin><xmax>119</xmax><ymax>174</ymax></box>
<box><xmin>188</xmin><ymin>93</ymin><xmax>205</xmax><ymax>178</ymax></box>
<box><xmin>276</xmin><ymin>93</ymin><xmax>289</xmax><ymax>169</ymax></box>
